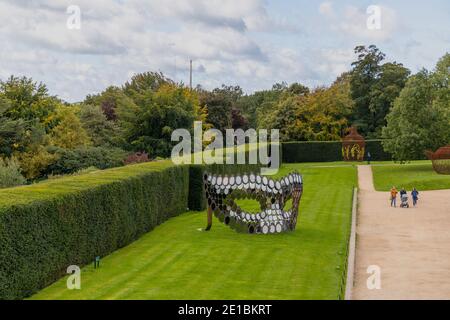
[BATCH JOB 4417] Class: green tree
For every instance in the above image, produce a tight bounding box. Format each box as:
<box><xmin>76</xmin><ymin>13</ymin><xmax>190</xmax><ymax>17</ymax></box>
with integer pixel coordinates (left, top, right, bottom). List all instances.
<box><xmin>79</xmin><ymin>104</ymin><xmax>121</xmax><ymax>147</ymax></box>
<box><xmin>382</xmin><ymin>54</ymin><xmax>450</xmax><ymax>161</ymax></box>
<box><xmin>287</xmin><ymin>82</ymin><xmax>310</xmax><ymax>96</ymax></box>
<box><xmin>50</xmin><ymin>107</ymin><xmax>91</xmax><ymax>149</ymax></box>
<box><xmin>85</xmin><ymin>86</ymin><xmax>137</xmax><ymax>121</ymax></box>
<box><xmin>294</xmin><ymin>74</ymin><xmax>353</xmax><ymax>141</ymax></box>
<box><xmin>350</xmin><ymin>45</ymin><xmax>409</xmax><ymax>137</ymax></box>
<box><xmin>260</xmin><ymin>95</ymin><xmax>300</xmax><ymax>140</ymax></box>
<box><xmin>0</xmin><ymin>75</ymin><xmax>60</xmax><ymax>128</ymax></box>
<box><xmin>0</xmin><ymin>97</ymin><xmax>27</xmax><ymax>156</ymax></box>
<box><xmin>368</xmin><ymin>62</ymin><xmax>410</xmax><ymax>136</ymax></box>
<box><xmin>262</xmin><ymin>74</ymin><xmax>353</xmax><ymax>141</ymax></box>
<box><xmin>122</xmin><ymin>72</ymin><xmax>173</xmax><ymax>107</ymax></box>
<box><xmin>199</xmin><ymin>85</ymin><xmax>243</xmax><ymax>132</ymax></box>
<box><xmin>237</xmin><ymin>89</ymin><xmax>282</xmax><ymax>129</ymax></box>
<box><xmin>118</xmin><ymin>83</ymin><xmax>206</xmax><ymax>156</ymax></box>
<box><xmin>0</xmin><ymin>96</ymin><xmax>50</xmax><ymax>158</ymax></box>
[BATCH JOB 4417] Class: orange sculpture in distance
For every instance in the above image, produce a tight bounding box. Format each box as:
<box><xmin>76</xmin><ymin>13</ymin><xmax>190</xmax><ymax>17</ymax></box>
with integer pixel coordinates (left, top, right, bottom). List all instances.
<box><xmin>342</xmin><ymin>126</ymin><xmax>365</xmax><ymax>161</ymax></box>
<box><xmin>425</xmin><ymin>145</ymin><xmax>450</xmax><ymax>175</ymax></box>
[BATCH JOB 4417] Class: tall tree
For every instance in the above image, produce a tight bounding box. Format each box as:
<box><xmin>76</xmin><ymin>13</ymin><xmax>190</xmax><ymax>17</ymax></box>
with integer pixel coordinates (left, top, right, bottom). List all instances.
<box><xmin>199</xmin><ymin>85</ymin><xmax>243</xmax><ymax>132</ymax></box>
<box><xmin>79</xmin><ymin>104</ymin><xmax>121</xmax><ymax>147</ymax></box>
<box><xmin>382</xmin><ymin>53</ymin><xmax>450</xmax><ymax>161</ymax></box>
<box><xmin>85</xmin><ymin>86</ymin><xmax>136</xmax><ymax>121</ymax></box>
<box><xmin>369</xmin><ymin>62</ymin><xmax>410</xmax><ymax>136</ymax></box>
<box><xmin>349</xmin><ymin>45</ymin><xmax>409</xmax><ymax>137</ymax></box>
<box><xmin>123</xmin><ymin>72</ymin><xmax>173</xmax><ymax>107</ymax></box>
<box><xmin>0</xmin><ymin>75</ymin><xmax>62</xmax><ymax>132</ymax></box>
<box><xmin>118</xmin><ymin>83</ymin><xmax>206</xmax><ymax>156</ymax></box>
<box><xmin>50</xmin><ymin>107</ymin><xmax>91</xmax><ymax>149</ymax></box>
<box><xmin>262</xmin><ymin>74</ymin><xmax>353</xmax><ymax>141</ymax></box>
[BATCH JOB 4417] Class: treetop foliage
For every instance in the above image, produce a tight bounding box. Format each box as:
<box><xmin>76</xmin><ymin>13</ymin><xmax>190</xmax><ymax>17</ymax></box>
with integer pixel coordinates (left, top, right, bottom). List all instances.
<box><xmin>0</xmin><ymin>46</ymin><xmax>448</xmax><ymax>183</ymax></box>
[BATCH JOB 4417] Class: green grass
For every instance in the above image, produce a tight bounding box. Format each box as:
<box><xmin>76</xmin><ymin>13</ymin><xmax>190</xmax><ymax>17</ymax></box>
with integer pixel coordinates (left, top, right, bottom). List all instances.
<box><xmin>30</xmin><ymin>163</ymin><xmax>356</xmax><ymax>300</ymax></box>
<box><xmin>372</xmin><ymin>161</ymin><xmax>450</xmax><ymax>191</ymax></box>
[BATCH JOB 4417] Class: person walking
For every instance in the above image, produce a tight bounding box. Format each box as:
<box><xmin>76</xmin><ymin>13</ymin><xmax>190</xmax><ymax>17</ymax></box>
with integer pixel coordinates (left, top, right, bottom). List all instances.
<box><xmin>400</xmin><ymin>187</ymin><xmax>407</xmax><ymax>199</ymax></box>
<box><xmin>411</xmin><ymin>188</ymin><xmax>419</xmax><ymax>207</ymax></box>
<box><xmin>367</xmin><ymin>151</ymin><xmax>372</xmax><ymax>165</ymax></box>
<box><xmin>390</xmin><ymin>186</ymin><xmax>398</xmax><ymax>207</ymax></box>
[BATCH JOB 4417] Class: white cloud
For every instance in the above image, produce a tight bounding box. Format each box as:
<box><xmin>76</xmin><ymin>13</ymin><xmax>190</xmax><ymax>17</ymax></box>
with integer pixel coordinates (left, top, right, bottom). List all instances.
<box><xmin>1</xmin><ymin>0</ymin><xmax>442</xmax><ymax>103</ymax></box>
<box><xmin>0</xmin><ymin>0</ymin><xmax>309</xmax><ymax>101</ymax></box>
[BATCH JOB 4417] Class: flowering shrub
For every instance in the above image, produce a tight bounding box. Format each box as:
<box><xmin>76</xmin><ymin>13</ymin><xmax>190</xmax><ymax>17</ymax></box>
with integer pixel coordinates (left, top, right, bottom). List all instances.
<box><xmin>124</xmin><ymin>151</ymin><xmax>150</xmax><ymax>165</ymax></box>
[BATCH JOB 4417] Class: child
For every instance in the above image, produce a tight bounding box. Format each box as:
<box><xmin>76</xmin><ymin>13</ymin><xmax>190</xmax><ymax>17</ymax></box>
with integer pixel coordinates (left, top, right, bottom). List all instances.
<box><xmin>390</xmin><ymin>186</ymin><xmax>398</xmax><ymax>207</ymax></box>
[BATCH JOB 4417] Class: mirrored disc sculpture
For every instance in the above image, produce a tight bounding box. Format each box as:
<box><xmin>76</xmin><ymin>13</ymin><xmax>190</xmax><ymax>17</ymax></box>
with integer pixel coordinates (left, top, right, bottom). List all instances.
<box><xmin>203</xmin><ymin>171</ymin><xmax>303</xmax><ymax>234</ymax></box>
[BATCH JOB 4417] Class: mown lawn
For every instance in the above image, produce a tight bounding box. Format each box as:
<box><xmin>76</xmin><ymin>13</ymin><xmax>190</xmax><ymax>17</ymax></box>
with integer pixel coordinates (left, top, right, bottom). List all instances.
<box><xmin>31</xmin><ymin>163</ymin><xmax>356</xmax><ymax>300</ymax></box>
<box><xmin>372</xmin><ymin>161</ymin><xmax>450</xmax><ymax>191</ymax></box>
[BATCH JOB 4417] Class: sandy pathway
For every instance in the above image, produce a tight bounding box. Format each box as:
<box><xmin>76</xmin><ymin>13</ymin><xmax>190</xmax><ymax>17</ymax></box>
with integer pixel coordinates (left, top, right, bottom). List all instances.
<box><xmin>352</xmin><ymin>165</ymin><xmax>450</xmax><ymax>299</ymax></box>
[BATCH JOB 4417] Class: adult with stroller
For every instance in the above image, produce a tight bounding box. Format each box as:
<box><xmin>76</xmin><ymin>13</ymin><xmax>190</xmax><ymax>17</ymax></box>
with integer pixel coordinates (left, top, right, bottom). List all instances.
<box><xmin>390</xmin><ymin>186</ymin><xmax>398</xmax><ymax>207</ymax></box>
<box><xmin>399</xmin><ymin>187</ymin><xmax>409</xmax><ymax>208</ymax></box>
<box><xmin>411</xmin><ymin>188</ymin><xmax>419</xmax><ymax>207</ymax></box>
<box><xmin>400</xmin><ymin>187</ymin><xmax>407</xmax><ymax>199</ymax></box>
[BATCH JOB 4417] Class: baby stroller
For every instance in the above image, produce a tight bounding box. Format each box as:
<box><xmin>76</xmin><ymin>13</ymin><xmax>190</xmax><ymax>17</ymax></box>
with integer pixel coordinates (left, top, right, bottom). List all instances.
<box><xmin>400</xmin><ymin>193</ymin><xmax>409</xmax><ymax>208</ymax></box>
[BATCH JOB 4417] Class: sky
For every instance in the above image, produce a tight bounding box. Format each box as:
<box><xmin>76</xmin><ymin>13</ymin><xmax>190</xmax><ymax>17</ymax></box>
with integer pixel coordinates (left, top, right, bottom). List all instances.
<box><xmin>0</xmin><ymin>0</ymin><xmax>448</xmax><ymax>102</ymax></box>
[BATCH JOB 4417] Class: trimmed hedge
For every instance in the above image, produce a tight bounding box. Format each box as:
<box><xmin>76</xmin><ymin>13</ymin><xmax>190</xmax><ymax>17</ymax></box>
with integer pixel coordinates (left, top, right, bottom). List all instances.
<box><xmin>0</xmin><ymin>161</ymin><xmax>189</xmax><ymax>299</ymax></box>
<box><xmin>282</xmin><ymin>140</ymin><xmax>393</xmax><ymax>163</ymax></box>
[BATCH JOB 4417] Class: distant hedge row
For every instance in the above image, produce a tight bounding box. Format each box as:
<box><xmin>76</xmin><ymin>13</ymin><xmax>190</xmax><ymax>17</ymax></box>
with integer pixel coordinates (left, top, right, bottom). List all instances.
<box><xmin>282</xmin><ymin>140</ymin><xmax>392</xmax><ymax>163</ymax></box>
<box><xmin>0</xmin><ymin>160</ymin><xmax>263</xmax><ymax>299</ymax></box>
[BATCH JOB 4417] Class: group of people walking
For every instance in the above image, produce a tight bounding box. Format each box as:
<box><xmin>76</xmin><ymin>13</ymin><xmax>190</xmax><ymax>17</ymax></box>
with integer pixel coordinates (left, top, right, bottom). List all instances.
<box><xmin>390</xmin><ymin>186</ymin><xmax>419</xmax><ymax>208</ymax></box>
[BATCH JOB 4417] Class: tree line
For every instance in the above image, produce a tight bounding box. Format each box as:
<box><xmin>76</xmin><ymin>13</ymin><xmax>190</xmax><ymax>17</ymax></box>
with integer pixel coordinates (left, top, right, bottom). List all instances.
<box><xmin>0</xmin><ymin>45</ymin><xmax>449</xmax><ymax>186</ymax></box>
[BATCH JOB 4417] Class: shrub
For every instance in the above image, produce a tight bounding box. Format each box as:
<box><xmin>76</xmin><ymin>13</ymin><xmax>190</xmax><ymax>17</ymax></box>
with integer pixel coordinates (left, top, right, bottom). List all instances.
<box><xmin>124</xmin><ymin>152</ymin><xmax>150</xmax><ymax>165</ymax></box>
<box><xmin>16</xmin><ymin>146</ymin><xmax>58</xmax><ymax>179</ymax></box>
<box><xmin>0</xmin><ymin>157</ymin><xmax>26</xmax><ymax>188</ymax></box>
<box><xmin>46</xmin><ymin>146</ymin><xmax>128</xmax><ymax>176</ymax></box>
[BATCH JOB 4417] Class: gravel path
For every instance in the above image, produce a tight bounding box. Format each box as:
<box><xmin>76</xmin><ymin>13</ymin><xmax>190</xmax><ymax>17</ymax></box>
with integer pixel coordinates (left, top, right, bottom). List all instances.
<box><xmin>352</xmin><ymin>165</ymin><xmax>450</xmax><ymax>299</ymax></box>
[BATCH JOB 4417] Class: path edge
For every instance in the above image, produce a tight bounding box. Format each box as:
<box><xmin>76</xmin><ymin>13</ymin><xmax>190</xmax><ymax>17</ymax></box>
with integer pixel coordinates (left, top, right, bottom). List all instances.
<box><xmin>345</xmin><ymin>187</ymin><xmax>358</xmax><ymax>300</ymax></box>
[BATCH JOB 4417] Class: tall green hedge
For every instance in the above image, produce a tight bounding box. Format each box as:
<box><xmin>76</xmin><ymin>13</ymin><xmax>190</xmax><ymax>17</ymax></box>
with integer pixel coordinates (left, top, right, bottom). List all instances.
<box><xmin>282</xmin><ymin>140</ymin><xmax>392</xmax><ymax>163</ymax></box>
<box><xmin>0</xmin><ymin>161</ymin><xmax>189</xmax><ymax>300</ymax></box>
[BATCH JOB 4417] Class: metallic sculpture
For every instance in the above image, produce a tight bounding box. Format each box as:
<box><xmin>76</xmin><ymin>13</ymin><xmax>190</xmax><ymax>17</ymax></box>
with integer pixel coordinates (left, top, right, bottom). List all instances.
<box><xmin>342</xmin><ymin>126</ymin><xmax>365</xmax><ymax>161</ymax></box>
<box><xmin>425</xmin><ymin>145</ymin><xmax>450</xmax><ymax>175</ymax></box>
<box><xmin>203</xmin><ymin>172</ymin><xmax>303</xmax><ymax>234</ymax></box>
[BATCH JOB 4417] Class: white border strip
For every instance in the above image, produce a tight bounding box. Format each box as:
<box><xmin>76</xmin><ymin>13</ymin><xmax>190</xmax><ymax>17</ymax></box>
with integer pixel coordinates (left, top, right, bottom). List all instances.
<box><xmin>345</xmin><ymin>187</ymin><xmax>358</xmax><ymax>300</ymax></box>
